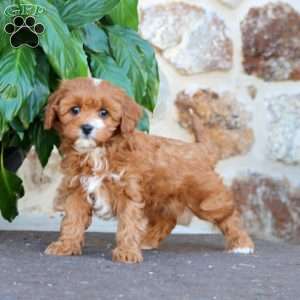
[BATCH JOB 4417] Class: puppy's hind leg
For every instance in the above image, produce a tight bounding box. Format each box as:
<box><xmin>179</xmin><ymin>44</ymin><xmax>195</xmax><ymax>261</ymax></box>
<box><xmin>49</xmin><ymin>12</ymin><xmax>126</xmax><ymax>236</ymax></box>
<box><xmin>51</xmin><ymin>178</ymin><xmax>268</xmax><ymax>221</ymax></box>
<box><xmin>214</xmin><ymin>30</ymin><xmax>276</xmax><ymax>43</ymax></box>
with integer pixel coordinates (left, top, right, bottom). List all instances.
<box><xmin>217</xmin><ymin>208</ymin><xmax>255</xmax><ymax>254</ymax></box>
<box><xmin>141</xmin><ymin>217</ymin><xmax>176</xmax><ymax>250</ymax></box>
<box><xmin>45</xmin><ymin>189</ymin><xmax>92</xmax><ymax>256</ymax></box>
<box><xmin>187</xmin><ymin>175</ymin><xmax>254</xmax><ymax>254</ymax></box>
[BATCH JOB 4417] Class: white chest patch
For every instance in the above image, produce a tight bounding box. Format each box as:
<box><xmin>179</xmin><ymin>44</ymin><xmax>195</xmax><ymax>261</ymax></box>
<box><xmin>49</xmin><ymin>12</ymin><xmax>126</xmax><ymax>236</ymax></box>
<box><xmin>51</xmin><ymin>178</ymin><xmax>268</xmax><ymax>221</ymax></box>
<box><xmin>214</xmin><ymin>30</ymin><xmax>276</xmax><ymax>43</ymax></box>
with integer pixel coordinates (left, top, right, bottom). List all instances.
<box><xmin>89</xmin><ymin>147</ymin><xmax>108</xmax><ymax>172</ymax></box>
<box><xmin>79</xmin><ymin>147</ymin><xmax>124</xmax><ymax>220</ymax></box>
<box><xmin>80</xmin><ymin>175</ymin><xmax>113</xmax><ymax>220</ymax></box>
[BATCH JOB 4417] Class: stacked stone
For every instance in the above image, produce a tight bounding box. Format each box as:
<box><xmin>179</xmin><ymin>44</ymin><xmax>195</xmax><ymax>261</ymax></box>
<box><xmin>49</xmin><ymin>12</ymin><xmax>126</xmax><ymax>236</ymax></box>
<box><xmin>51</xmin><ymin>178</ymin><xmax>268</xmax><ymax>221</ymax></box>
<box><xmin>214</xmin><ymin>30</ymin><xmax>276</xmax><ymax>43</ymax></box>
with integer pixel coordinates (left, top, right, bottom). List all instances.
<box><xmin>140</xmin><ymin>0</ymin><xmax>300</xmax><ymax>242</ymax></box>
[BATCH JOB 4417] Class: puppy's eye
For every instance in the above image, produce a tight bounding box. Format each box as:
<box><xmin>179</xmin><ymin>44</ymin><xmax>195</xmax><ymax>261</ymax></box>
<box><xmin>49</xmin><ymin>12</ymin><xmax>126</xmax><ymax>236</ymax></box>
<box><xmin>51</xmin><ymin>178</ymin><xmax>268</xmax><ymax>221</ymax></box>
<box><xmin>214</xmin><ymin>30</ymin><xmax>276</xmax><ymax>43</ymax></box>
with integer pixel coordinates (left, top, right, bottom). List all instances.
<box><xmin>99</xmin><ymin>109</ymin><xmax>109</xmax><ymax>119</ymax></box>
<box><xmin>70</xmin><ymin>106</ymin><xmax>80</xmax><ymax>115</ymax></box>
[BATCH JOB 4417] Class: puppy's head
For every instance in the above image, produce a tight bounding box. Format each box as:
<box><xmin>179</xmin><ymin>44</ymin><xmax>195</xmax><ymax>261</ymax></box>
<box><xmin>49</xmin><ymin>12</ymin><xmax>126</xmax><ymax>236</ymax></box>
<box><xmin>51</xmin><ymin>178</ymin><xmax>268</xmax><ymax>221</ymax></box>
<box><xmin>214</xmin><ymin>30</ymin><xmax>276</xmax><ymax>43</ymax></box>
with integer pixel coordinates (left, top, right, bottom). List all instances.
<box><xmin>44</xmin><ymin>78</ymin><xmax>142</xmax><ymax>152</ymax></box>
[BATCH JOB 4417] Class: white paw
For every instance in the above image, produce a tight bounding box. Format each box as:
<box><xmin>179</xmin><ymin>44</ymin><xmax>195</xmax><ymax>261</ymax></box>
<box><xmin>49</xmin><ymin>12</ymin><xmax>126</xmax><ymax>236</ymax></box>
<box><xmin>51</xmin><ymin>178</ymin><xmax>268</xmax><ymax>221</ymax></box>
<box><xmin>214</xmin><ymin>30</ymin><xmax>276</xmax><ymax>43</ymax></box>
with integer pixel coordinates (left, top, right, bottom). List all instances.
<box><xmin>141</xmin><ymin>244</ymin><xmax>155</xmax><ymax>250</ymax></box>
<box><xmin>230</xmin><ymin>247</ymin><xmax>254</xmax><ymax>254</ymax></box>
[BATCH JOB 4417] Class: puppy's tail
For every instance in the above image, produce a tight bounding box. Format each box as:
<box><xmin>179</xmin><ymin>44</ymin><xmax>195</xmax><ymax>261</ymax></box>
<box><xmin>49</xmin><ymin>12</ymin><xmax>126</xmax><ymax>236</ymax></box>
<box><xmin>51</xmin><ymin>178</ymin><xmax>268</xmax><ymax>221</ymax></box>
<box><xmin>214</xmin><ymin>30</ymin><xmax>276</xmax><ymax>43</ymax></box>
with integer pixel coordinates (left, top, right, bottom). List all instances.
<box><xmin>189</xmin><ymin>109</ymin><xmax>220</xmax><ymax>166</ymax></box>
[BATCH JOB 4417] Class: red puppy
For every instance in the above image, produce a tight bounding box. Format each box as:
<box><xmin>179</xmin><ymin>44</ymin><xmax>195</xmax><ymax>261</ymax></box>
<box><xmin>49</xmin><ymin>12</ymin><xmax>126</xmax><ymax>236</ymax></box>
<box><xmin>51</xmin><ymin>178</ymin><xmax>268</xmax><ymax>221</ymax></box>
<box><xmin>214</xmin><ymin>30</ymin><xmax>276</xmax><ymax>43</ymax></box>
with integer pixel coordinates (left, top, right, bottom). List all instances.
<box><xmin>44</xmin><ymin>78</ymin><xmax>254</xmax><ymax>263</ymax></box>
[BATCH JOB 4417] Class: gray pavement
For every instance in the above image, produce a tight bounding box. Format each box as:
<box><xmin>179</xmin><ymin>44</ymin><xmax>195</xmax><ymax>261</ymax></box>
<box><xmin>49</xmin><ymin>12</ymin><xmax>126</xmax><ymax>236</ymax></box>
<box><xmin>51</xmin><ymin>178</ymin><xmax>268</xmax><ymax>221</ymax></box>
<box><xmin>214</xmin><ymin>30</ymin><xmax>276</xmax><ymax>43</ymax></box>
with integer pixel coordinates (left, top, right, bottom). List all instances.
<box><xmin>0</xmin><ymin>231</ymin><xmax>299</xmax><ymax>300</ymax></box>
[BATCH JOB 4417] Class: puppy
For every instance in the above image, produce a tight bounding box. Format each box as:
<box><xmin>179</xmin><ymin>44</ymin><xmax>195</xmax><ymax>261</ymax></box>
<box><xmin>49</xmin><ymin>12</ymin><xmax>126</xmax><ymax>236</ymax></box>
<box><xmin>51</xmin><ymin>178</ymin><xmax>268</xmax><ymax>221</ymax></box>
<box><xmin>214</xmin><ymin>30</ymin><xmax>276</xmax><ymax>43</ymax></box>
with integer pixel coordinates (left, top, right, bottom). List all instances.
<box><xmin>44</xmin><ymin>78</ymin><xmax>254</xmax><ymax>263</ymax></box>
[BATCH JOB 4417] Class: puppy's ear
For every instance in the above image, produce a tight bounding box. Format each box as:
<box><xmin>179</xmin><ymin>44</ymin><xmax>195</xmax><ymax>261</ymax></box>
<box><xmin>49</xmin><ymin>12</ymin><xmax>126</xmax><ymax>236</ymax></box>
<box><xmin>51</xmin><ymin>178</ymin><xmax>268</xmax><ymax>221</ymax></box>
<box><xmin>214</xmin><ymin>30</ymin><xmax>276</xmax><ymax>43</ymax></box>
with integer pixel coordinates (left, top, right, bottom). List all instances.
<box><xmin>120</xmin><ymin>94</ymin><xmax>142</xmax><ymax>134</ymax></box>
<box><xmin>44</xmin><ymin>89</ymin><xmax>63</xmax><ymax>130</ymax></box>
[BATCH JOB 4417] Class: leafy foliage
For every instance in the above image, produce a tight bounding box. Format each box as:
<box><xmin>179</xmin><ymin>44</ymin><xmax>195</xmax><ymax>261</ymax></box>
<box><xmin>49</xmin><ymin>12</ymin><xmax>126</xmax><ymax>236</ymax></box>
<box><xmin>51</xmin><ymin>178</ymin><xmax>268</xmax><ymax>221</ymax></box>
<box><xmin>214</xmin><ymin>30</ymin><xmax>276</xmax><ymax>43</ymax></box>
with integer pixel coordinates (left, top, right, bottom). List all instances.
<box><xmin>0</xmin><ymin>0</ymin><xmax>159</xmax><ymax>221</ymax></box>
<box><xmin>29</xmin><ymin>121</ymin><xmax>60</xmax><ymax>168</ymax></box>
<box><xmin>107</xmin><ymin>26</ymin><xmax>159</xmax><ymax>111</ymax></box>
<box><xmin>109</xmin><ymin>0</ymin><xmax>139</xmax><ymax>31</ymax></box>
<box><xmin>0</xmin><ymin>155</ymin><xmax>24</xmax><ymax>221</ymax></box>
<box><xmin>61</xmin><ymin>0</ymin><xmax>120</xmax><ymax>27</ymax></box>
<box><xmin>31</xmin><ymin>0</ymin><xmax>89</xmax><ymax>78</ymax></box>
<box><xmin>89</xmin><ymin>52</ymin><xmax>134</xmax><ymax>98</ymax></box>
<box><xmin>0</xmin><ymin>47</ymin><xmax>36</xmax><ymax>121</ymax></box>
<box><xmin>0</xmin><ymin>1</ymin><xmax>12</xmax><ymax>54</ymax></box>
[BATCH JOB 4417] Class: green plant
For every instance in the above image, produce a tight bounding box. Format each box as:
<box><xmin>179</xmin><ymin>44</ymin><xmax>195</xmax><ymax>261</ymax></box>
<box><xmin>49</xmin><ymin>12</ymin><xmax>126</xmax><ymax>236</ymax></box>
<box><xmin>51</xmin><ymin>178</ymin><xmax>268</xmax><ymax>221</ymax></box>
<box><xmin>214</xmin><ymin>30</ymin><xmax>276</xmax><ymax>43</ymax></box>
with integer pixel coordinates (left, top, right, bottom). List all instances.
<box><xmin>0</xmin><ymin>0</ymin><xmax>159</xmax><ymax>221</ymax></box>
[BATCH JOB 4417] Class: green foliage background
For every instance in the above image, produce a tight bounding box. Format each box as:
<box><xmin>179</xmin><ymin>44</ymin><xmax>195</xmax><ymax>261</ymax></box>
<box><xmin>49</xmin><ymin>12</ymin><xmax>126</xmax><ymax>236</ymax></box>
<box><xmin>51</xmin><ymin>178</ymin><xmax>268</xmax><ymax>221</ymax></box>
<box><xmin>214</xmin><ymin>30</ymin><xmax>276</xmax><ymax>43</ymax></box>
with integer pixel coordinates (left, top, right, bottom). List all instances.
<box><xmin>0</xmin><ymin>0</ymin><xmax>159</xmax><ymax>221</ymax></box>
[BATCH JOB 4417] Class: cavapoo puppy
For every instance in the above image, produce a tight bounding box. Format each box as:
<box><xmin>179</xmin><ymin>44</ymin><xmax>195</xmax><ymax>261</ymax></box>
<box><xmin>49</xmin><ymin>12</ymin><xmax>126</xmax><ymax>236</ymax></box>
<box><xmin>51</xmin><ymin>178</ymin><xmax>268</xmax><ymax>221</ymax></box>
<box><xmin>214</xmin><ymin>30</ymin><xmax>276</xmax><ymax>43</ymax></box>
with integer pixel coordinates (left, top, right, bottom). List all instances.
<box><xmin>44</xmin><ymin>78</ymin><xmax>254</xmax><ymax>263</ymax></box>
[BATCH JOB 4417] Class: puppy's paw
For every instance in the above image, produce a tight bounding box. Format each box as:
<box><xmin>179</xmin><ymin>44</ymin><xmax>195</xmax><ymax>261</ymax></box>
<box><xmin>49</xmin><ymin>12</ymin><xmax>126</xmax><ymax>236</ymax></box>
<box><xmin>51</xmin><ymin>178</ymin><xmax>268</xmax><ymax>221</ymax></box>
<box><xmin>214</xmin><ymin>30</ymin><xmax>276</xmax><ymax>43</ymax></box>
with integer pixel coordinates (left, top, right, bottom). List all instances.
<box><xmin>141</xmin><ymin>241</ymin><xmax>159</xmax><ymax>250</ymax></box>
<box><xmin>45</xmin><ymin>240</ymin><xmax>82</xmax><ymax>256</ymax></box>
<box><xmin>141</xmin><ymin>244</ymin><xmax>158</xmax><ymax>250</ymax></box>
<box><xmin>227</xmin><ymin>236</ymin><xmax>255</xmax><ymax>255</ymax></box>
<box><xmin>112</xmin><ymin>247</ymin><xmax>143</xmax><ymax>264</ymax></box>
<box><xmin>229</xmin><ymin>247</ymin><xmax>254</xmax><ymax>255</ymax></box>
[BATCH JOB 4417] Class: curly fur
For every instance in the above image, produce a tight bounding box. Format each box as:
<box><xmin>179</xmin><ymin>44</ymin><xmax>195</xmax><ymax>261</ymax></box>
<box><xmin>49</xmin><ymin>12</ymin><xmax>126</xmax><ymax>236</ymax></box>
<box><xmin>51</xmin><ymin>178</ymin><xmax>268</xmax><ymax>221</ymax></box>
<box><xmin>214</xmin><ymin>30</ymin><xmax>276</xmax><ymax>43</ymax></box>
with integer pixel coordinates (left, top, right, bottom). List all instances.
<box><xmin>44</xmin><ymin>78</ymin><xmax>254</xmax><ymax>263</ymax></box>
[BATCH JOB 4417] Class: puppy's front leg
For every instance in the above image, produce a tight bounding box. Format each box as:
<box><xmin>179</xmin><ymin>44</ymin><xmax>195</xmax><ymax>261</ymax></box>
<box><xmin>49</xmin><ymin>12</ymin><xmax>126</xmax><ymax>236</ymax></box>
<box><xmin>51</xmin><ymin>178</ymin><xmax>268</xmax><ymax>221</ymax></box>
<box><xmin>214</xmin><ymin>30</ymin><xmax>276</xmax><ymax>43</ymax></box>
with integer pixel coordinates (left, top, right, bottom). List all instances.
<box><xmin>113</xmin><ymin>201</ymin><xmax>147</xmax><ymax>263</ymax></box>
<box><xmin>45</xmin><ymin>189</ymin><xmax>92</xmax><ymax>256</ymax></box>
<box><xmin>113</xmin><ymin>181</ymin><xmax>147</xmax><ymax>263</ymax></box>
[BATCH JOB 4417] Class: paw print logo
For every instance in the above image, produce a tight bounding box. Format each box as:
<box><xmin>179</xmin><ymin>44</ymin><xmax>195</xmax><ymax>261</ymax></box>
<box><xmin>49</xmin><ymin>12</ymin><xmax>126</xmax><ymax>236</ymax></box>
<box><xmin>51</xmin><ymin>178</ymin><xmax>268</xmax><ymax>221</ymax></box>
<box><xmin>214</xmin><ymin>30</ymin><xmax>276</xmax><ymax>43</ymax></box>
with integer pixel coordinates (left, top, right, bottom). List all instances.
<box><xmin>4</xmin><ymin>16</ymin><xmax>45</xmax><ymax>48</ymax></box>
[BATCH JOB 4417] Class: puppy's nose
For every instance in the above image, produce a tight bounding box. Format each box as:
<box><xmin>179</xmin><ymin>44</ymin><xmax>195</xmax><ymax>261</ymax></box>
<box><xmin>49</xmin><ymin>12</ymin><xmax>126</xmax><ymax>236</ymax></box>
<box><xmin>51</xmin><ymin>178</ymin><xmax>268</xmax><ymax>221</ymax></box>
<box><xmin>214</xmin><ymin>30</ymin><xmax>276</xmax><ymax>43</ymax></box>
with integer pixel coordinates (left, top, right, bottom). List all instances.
<box><xmin>81</xmin><ymin>124</ymin><xmax>94</xmax><ymax>136</ymax></box>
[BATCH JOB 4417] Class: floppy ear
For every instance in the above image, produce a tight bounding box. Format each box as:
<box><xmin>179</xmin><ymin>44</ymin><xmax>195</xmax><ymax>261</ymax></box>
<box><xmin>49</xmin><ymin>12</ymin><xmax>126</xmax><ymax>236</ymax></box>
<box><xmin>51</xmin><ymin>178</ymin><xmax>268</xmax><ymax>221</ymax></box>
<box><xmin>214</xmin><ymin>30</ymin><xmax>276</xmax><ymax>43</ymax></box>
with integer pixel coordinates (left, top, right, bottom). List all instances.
<box><xmin>44</xmin><ymin>89</ymin><xmax>63</xmax><ymax>130</ymax></box>
<box><xmin>120</xmin><ymin>94</ymin><xmax>142</xmax><ymax>134</ymax></box>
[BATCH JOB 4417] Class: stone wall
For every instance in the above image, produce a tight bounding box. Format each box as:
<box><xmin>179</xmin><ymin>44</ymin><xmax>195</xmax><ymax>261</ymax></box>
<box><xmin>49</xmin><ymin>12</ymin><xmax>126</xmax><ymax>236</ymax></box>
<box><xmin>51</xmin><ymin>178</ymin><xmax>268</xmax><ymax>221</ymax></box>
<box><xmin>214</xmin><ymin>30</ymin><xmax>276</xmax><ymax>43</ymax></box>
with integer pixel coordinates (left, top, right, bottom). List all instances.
<box><xmin>17</xmin><ymin>0</ymin><xmax>300</xmax><ymax>242</ymax></box>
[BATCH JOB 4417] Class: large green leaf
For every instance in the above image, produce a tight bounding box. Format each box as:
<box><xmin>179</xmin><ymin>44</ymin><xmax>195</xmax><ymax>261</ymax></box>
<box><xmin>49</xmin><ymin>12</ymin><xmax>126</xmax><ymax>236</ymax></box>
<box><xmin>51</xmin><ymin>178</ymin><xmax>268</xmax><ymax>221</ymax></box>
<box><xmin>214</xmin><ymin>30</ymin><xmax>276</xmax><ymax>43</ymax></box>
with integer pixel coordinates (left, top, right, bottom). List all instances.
<box><xmin>0</xmin><ymin>114</ymin><xmax>8</xmax><ymax>141</ymax></box>
<box><xmin>113</xmin><ymin>27</ymin><xmax>159</xmax><ymax>111</ymax></box>
<box><xmin>48</xmin><ymin>0</ymin><xmax>64</xmax><ymax>11</ymax></box>
<box><xmin>18</xmin><ymin>52</ymin><xmax>50</xmax><ymax>128</ymax></box>
<box><xmin>109</xmin><ymin>0</ymin><xmax>138</xmax><ymax>31</ymax></box>
<box><xmin>61</xmin><ymin>0</ymin><xmax>120</xmax><ymax>27</ymax></box>
<box><xmin>74</xmin><ymin>24</ymin><xmax>109</xmax><ymax>54</ymax></box>
<box><xmin>0</xmin><ymin>0</ymin><xmax>12</xmax><ymax>54</ymax></box>
<box><xmin>125</xmin><ymin>30</ymin><xmax>159</xmax><ymax>111</ymax></box>
<box><xmin>83</xmin><ymin>24</ymin><xmax>109</xmax><ymax>54</ymax></box>
<box><xmin>142</xmin><ymin>50</ymin><xmax>160</xmax><ymax>112</ymax></box>
<box><xmin>89</xmin><ymin>52</ymin><xmax>134</xmax><ymax>98</ymax></box>
<box><xmin>107</xmin><ymin>26</ymin><xmax>148</xmax><ymax>105</ymax></box>
<box><xmin>0</xmin><ymin>47</ymin><xmax>36</xmax><ymax>121</ymax></box>
<box><xmin>21</xmin><ymin>0</ymin><xmax>89</xmax><ymax>79</ymax></box>
<box><xmin>0</xmin><ymin>146</ymin><xmax>23</xmax><ymax>221</ymax></box>
<box><xmin>30</xmin><ymin>121</ymin><xmax>59</xmax><ymax>167</ymax></box>
<box><xmin>107</xmin><ymin>26</ymin><xmax>159</xmax><ymax>111</ymax></box>
<box><xmin>10</xmin><ymin>118</ymin><xmax>25</xmax><ymax>140</ymax></box>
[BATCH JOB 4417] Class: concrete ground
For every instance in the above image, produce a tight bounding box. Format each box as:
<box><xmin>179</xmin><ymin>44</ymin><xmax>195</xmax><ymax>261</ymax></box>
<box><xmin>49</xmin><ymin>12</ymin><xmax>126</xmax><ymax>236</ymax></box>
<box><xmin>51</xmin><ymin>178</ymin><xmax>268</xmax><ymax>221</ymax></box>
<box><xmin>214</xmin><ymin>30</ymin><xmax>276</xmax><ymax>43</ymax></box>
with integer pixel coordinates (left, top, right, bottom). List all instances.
<box><xmin>0</xmin><ymin>232</ymin><xmax>299</xmax><ymax>300</ymax></box>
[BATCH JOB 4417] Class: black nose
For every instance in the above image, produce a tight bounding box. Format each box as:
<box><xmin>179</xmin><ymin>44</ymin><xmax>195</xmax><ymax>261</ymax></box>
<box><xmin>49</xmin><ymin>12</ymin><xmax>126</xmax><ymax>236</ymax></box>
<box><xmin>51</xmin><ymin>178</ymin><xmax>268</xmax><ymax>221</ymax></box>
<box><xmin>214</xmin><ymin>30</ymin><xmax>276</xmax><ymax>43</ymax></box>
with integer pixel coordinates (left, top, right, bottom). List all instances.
<box><xmin>81</xmin><ymin>124</ymin><xmax>94</xmax><ymax>136</ymax></box>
